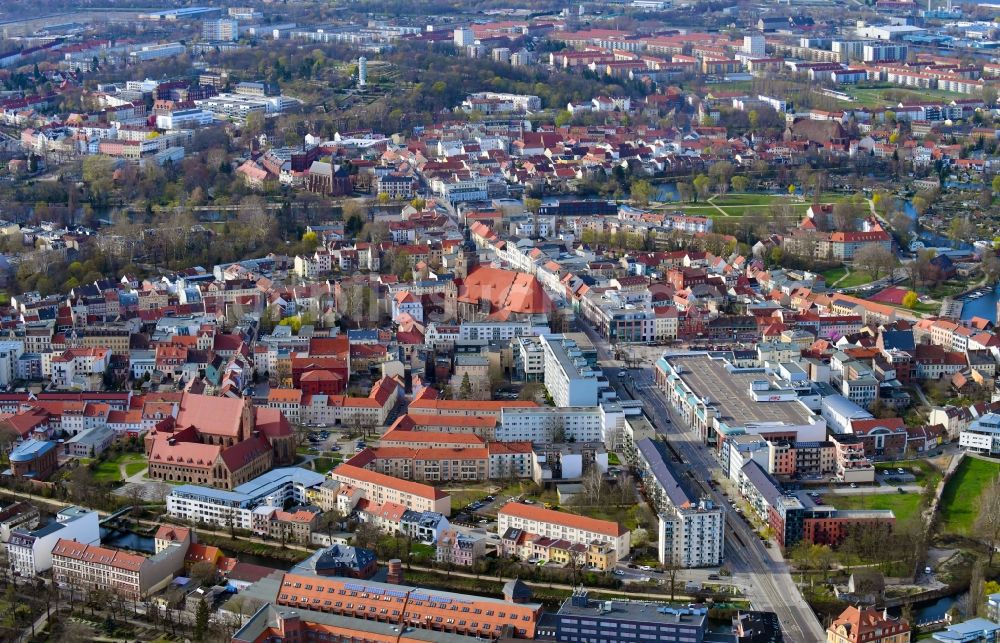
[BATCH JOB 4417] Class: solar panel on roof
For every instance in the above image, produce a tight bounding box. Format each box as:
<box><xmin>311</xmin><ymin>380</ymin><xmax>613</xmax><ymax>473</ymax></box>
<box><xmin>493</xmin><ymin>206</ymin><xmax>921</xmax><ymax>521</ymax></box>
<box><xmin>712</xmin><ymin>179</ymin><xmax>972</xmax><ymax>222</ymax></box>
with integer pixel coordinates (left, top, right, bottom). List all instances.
<box><xmin>344</xmin><ymin>583</ymin><xmax>366</xmax><ymax>592</ymax></box>
<box><xmin>386</xmin><ymin>590</ymin><xmax>407</xmax><ymax>598</ymax></box>
<box><xmin>410</xmin><ymin>594</ymin><xmax>429</xmax><ymax>601</ymax></box>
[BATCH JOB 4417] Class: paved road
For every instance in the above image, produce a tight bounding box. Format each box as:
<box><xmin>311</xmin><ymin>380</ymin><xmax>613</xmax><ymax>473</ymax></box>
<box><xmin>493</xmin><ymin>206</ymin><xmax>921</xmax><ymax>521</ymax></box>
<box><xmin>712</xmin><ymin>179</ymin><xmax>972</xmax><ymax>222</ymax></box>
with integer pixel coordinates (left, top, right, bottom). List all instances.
<box><xmin>579</xmin><ymin>323</ymin><xmax>826</xmax><ymax>643</ymax></box>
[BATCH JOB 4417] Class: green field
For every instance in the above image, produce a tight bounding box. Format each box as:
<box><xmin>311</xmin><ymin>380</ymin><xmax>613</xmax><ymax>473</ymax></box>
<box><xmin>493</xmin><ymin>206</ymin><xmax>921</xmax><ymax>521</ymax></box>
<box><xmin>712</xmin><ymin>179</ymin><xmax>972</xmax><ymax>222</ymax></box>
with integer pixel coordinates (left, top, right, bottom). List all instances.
<box><xmin>820</xmin><ymin>266</ymin><xmax>847</xmax><ymax>284</ymax></box>
<box><xmin>939</xmin><ymin>457</ymin><xmax>1000</xmax><ymax>534</ymax></box>
<box><xmin>92</xmin><ymin>452</ymin><xmax>146</xmax><ymax>483</ymax></box>
<box><xmin>124</xmin><ymin>462</ymin><xmax>147</xmax><ymax>477</ymax></box>
<box><xmin>823</xmin><ymin>491</ymin><xmax>924</xmax><ymax>524</ymax></box>
<box><xmin>837</xmin><ymin>270</ymin><xmax>876</xmax><ymax>289</ymax></box>
<box><xmin>841</xmin><ymin>85</ymin><xmax>970</xmax><ymax>108</ymax></box>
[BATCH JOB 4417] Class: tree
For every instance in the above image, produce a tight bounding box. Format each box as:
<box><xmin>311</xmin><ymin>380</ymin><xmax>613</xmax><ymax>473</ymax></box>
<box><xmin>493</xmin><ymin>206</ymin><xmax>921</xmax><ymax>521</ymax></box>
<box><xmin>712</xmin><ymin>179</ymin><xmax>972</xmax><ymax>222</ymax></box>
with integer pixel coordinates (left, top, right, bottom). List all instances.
<box><xmin>731</xmin><ymin>175</ymin><xmax>749</xmax><ymax>194</ymax></box>
<box><xmin>975</xmin><ymin>476</ymin><xmax>1000</xmax><ymax>566</ymax></box>
<box><xmin>630</xmin><ymin>180</ymin><xmax>655</xmax><ymax>207</ymax></box>
<box><xmin>353</xmin><ymin>521</ymin><xmax>382</xmax><ymax>549</ymax></box>
<box><xmin>854</xmin><ymin>245</ymin><xmax>896</xmax><ymax>282</ymax></box>
<box><xmin>709</xmin><ymin>162</ymin><xmax>735</xmax><ymax>197</ymax></box>
<box><xmin>410</xmin><ymin>197</ymin><xmax>426</xmax><ymax>210</ymax></box>
<box><xmin>902</xmin><ymin>290</ymin><xmax>919</xmax><ymax>309</ymax></box>
<box><xmin>459</xmin><ymin>372</ymin><xmax>473</xmax><ymax>400</ymax></box>
<box><xmin>301</xmin><ymin>230</ymin><xmax>319</xmax><ymax>253</ymax></box>
<box><xmin>949</xmin><ymin>217</ymin><xmax>974</xmax><ymax>246</ymax></box>
<box><xmin>195</xmin><ymin>598</ymin><xmax>209</xmax><ymax>641</ymax></box>
<box><xmin>992</xmin><ymin>175</ymin><xmax>1000</xmax><ymax>197</ymax></box>
<box><xmin>676</xmin><ymin>182</ymin><xmax>693</xmax><ymax>203</ymax></box>
<box><xmin>983</xmin><ymin>253</ymin><xmax>1000</xmax><ymax>285</ymax></box>
<box><xmin>692</xmin><ymin>174</ymin><xmax>711</xmax><ymax>202</ymax></box>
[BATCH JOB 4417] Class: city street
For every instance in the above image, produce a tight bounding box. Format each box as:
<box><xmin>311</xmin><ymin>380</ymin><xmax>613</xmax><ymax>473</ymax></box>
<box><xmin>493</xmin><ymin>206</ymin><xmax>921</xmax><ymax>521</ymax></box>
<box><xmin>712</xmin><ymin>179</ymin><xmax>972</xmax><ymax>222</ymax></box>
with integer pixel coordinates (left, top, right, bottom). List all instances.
<box><xmin>579</xmin><ymin>323</ymin><xmax>826</xmax><ymax>643</ymax></box>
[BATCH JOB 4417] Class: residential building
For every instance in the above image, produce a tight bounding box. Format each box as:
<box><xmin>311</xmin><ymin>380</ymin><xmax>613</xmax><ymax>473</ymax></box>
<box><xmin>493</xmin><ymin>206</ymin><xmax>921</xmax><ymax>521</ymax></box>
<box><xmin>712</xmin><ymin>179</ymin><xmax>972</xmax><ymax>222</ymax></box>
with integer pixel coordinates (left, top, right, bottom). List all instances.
<box><xmin>635</xmin><ymin>438</ymin><xmax>724</xmax><ymax>568</ymax></box>
<box><xmin>51</xmin><ymin>537</ymin><xmax>187</xmax><ymax>600</ymax></box>
<box><xmin>827</xmin><ymin>605</ymin><xmax>910</xmax><ymax>643</ymax></box>
<box><xmin>7</xmin><ymin>506</ymin><xmax>100</xmax><ymax>577</ymax></box>
<box><xmin>497</xmin><ymin>502</ymin><xmax>630</xmax><ymax>557</ymax></box>
<box><xmin>436</xmin><ymin>528</ymin><xmax>488</xmax><ymax>567</ymax></box>
<box><xmin>328</xmin><ymin>464</ymin><xmax>451</xmax><ymax>515</ymax></box>
<box><xmin>541</xmin><ymin>334</ymin><xmax>601</xmax><ymax>407</ymax></box>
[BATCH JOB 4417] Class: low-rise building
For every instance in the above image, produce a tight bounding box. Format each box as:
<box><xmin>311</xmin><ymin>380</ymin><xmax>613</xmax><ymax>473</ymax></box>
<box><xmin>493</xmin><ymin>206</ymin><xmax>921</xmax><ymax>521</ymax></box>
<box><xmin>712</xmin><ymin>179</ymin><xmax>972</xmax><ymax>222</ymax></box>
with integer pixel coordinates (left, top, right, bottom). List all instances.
<box><xmin>497</xmin><ymin>502</ymin><xmax>630</xmax><ymax>557</ymax></box>
<box><xmin>8</xmin><ymin>506</ymin><xmax>100</xmax><ymax>577</ymax></box>
<box><xmin>51</xmin><ymin>536</ymin><xmax>187</xmax><ymax>600</ymax></box>
<box><xmin>328</xmin><ymin>463</ymin><xmax>451</xmax><ymax>515</ymax></box>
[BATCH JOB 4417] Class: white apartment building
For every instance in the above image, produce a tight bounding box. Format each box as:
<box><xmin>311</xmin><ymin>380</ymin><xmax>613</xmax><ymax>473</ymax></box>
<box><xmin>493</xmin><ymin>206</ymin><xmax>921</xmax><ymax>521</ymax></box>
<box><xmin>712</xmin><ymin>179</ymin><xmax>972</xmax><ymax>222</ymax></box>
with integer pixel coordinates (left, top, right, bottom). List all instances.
<box><xmin>497</xmin><ymin>502</ymin><xmax>630</xmax><ymax>557</ymax></box>
<box><xmin>541</xmin><ymin>334</ymin><xmax>601</xmax><ymax>407</ymax></box>
<box><xmin>0</xmin><ymin>340</ymin><xmax>24</xmax><ymax>387</ymax></box>
<box><xmin>516</xmin><ymin>336</ymin><xmax>545</xmax><ymax>381</ymax></box>
<box><xmin>7</xmin><ymin>506</ymin><xmax>100</xmax><ymax>577</ymax></box>
<box><xmin>635</xmin><ymin>439</ymin><xmax>724</xmax><ymax>568</ymax></box>
<box><xmin>497</xmin><ymin>406</ymin><xmax>604</xmax><ymax>443</ymax></box>
<box><xmin>960</xmin><ymin>413</ymin><xmax>1000</xmax><ymax>456</ymax></box>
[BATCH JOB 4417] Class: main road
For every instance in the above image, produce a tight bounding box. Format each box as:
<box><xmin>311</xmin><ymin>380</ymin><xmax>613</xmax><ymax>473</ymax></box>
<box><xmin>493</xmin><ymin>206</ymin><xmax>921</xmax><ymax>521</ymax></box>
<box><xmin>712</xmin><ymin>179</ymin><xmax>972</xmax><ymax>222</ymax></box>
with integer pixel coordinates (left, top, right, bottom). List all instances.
<box><xmin>577</xmin><ymin>322</ymin><xmax>826</xmax><ymax>643</ymax></box>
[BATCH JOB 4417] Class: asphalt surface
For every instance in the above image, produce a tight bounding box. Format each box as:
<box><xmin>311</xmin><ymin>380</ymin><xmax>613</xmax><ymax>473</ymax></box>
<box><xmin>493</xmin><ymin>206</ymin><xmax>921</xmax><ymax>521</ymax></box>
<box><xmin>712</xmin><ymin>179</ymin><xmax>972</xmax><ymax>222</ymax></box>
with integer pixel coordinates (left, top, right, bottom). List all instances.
<box><xmin>578</xmin><ymin>323</ymin><xmax>826</xmax><ymax>643</ymax></box>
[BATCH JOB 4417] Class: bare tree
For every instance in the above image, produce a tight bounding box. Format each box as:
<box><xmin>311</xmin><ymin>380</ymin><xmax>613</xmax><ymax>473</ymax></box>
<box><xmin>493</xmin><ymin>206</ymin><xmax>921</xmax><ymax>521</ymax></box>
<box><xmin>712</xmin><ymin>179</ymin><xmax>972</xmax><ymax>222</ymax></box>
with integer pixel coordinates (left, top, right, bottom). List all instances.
<box><xmin>853</xmin><ymin>245</ymin><xmax>896</xmax><ymax>282</ymax></box>
<box><xmin>975</xmin><ymin>476</ymin><xmax>1000</xmax><ymax>566</ymax></box>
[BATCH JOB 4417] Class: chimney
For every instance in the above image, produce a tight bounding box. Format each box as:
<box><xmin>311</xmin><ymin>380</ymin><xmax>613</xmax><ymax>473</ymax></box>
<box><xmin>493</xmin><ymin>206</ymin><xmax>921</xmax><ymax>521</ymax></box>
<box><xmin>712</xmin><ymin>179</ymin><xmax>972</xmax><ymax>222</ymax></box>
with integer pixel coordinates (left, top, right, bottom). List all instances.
<box><xmin>386</xmin><ymin>558</ymin><xmax>403</xmax><ymax>584</ymax></box>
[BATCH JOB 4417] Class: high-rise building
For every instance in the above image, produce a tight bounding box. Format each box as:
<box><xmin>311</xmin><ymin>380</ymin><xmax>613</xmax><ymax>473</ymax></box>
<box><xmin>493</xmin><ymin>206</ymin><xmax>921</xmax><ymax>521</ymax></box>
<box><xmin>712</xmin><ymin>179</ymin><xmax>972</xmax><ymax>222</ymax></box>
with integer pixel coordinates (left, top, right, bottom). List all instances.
<box><xmin>454</xmin><ymin>27</ymin><xmax>475</xmax><ymax>47</ymax></box>
<box><xmin>743</xmin><ymin>32</ymin><xmax>766</xmax><ymax>57</ymax></box>
<box><xmin>357</xmin><ymin>56</ymin><xmax>367</xmax><ymax>87</ymax></box>
<box><xmin>202</xmin><ymin>18</ymin><xmax>239</xmax><ymax>42</ymax></box>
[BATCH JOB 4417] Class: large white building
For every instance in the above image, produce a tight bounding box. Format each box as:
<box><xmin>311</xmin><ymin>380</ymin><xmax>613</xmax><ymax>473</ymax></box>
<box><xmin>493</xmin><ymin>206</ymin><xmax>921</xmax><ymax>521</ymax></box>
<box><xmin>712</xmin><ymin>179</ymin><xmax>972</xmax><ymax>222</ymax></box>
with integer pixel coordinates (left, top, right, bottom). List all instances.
<box><xmin>202</xmin><ymin>18</ymin><xmax>239</xmax><ymax>41</ymax></box>
<box><xmin>541</xmin><ymin>334</ymin><xmax>601</xmax><ymax>407</ymax></box>
<box><xmin>959</xmin><ymin>413</ymin><xmax>1000</xmax><ymax>456</ymax></box>
<box><xmin>166</xmin><ymin>467</ymin><xmax>326</xmax><ymax>530</ymax></box>
<box><xmin>7</xmin><ymin>506</ymin><xmax>100</xmax><ymax>577</ymax></box>
<box><xmin>743</xmin><ymin>32</ymin><xmax>765</xmax><ymax>57</ymax></box>
<box><xmin>498</xmin><ymin>406</ymin><xmax>606</xmax><ymax>444</ymax></box>
<box><xmin>497</xmin><ymin>502</ymin><xmax>630</xmax><ymax>557</ymax></box>
<box><xmin>636</xmin><ymin>439</ymin><xmax>724</xmax><ymax>568</ymax></box>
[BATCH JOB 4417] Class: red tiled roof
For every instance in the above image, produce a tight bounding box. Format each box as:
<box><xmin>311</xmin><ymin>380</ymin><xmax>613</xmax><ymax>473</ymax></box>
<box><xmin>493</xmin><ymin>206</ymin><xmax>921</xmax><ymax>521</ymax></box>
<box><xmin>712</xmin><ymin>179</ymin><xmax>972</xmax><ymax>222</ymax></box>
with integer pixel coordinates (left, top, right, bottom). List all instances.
<box><xmin>499</xmin><ymin>502</ymin><xmax>626</xmax><ymax>537</ymax></box>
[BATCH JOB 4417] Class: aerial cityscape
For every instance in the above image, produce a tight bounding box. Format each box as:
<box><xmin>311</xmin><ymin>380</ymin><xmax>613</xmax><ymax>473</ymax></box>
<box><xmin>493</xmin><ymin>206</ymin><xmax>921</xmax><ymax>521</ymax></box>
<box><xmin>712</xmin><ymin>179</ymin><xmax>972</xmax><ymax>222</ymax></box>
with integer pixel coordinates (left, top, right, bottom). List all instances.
<box><xmin>0</xmin><ymin>0</ymin><xmax>996</xmax><ymax>641</ymax></box>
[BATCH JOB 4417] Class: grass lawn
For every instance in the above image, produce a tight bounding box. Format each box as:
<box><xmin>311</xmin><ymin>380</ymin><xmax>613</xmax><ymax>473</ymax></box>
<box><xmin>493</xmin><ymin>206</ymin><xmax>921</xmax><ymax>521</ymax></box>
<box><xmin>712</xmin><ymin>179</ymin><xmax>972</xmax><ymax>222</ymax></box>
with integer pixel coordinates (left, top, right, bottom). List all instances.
<box><xmin>836</xmin><ymin>270</ymin><xmax>875</xmax><ymax>289</ymax></box>
<box><xmin>124</xmin><ymin>462</ymin><xmax>147</xmax><ymax>477</ymax></box>
<box><xmin>93</xmin><ymin>461</ymin><xmax>122</xmax><ymax>482</ymax></box>
<box><xmin>843</xmin><ymin>85</ymin><xmax>968</xmax><ymax>108</ymax></box>
<box><xmin>939</xmin><ymin>457</ymin><xmax>1000</xmax><ymax>534</ymax></box>
<box><xmin>92</xmin><ymin>452</ymin><xmax>147</xmax><ymax>483</ymax></box>
<box><xmin>821</xmin><ymin>266</ymin><xmax>847</xmax><ymax>284</ymax></box>
<box><xmin>823</xmin><ymin>492</ymin><xmax>923</xmax><ymax>524</ymax></box>
<box><xmin>411</xmin><ymin>542</ymin><xmax>436</xmax><ymax>557</ymax></box>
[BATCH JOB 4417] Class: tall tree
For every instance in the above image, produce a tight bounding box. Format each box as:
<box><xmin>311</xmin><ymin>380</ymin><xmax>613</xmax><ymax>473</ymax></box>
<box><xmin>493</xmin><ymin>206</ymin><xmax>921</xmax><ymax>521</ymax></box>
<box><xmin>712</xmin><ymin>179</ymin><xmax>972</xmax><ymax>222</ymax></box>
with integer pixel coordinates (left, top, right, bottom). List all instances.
<box><xmin>975</xmin><ymin>476</ymin><xmax>1000</xmax><ymax>566</ymax></box>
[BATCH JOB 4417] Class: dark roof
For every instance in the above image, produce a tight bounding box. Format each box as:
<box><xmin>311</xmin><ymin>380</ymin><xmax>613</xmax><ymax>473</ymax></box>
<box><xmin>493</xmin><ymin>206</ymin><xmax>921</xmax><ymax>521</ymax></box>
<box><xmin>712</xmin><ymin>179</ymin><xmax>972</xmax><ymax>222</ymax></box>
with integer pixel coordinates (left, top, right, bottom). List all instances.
<box><xmin>880</xmin><ymin>330</ymin><xmax>915</xmax><ymax>352</ymax></box>
<box><xmin>735</xmin><ymin>610</ymin><xmax>784</xmax><ymax>643</ymax></box>
<box><xmin>741</xmin><ymin>461</ymin><xmax>783</xmax><ymax>508</ymax></box>
<box><xmin>636</xmin><ymin>438</ymin><xmax>693</xmax><ymax>507</ymax></box>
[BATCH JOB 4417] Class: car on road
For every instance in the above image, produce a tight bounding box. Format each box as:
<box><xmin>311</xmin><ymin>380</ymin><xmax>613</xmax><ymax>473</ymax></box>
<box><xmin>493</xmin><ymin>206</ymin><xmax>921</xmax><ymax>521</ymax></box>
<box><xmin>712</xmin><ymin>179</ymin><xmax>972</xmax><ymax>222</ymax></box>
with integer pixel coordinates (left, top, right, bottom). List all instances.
<box><xmin>897</xmin><ymin>468</ymin><xmax>905</xmax><ymax>474</ymax></box>
<box><xmin>478</xmin><ymin>519</ymin><xmax>489</xmax><ymax>524</ymax></box>
<box><xmin>613</xmin><ymin>569</ymin><xmax>625</xmax><ymax>576</ymax></box>
<box><xmin>639</xmin><ymin>565</ymin><xmax>653</xmax><ymax>571</ymax></box>
<box><xmin>618</xmin><ymin>370</ymin><xmax>627</xmax><ymax>378</ymax></box>
<box><xmin>708</xmin><ymin>574</ymin><xmax>720</xmax><ymax>580</ymax></box>
<box><xmin>850</xmin><ymin>482</ymin><xmax>858</xmax><ymax>488</ymax></box>
<box><xmin>330</xmin><ymin>445</ymin><xmax>340</xmax><ymax>451</ymax></box>
<box><xmin>925</xmin><ymin>566</ymin><xmax>933</xmax><ymax>575</ymax></box>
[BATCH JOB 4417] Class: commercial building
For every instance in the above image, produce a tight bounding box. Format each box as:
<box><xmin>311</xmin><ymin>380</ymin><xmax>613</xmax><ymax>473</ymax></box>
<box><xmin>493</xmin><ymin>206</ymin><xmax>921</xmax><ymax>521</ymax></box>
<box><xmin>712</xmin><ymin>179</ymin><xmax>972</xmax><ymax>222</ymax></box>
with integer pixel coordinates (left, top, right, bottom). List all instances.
<box><xmin>51</xmin><ymin>537</ymin><xmax>187</xmax><ymax>600</ymax></box>
<box><xmin>541</xmin><ymin>335</ymin><xmax>601</xmax><ymax>407</ymax></box>
<box><xmin>537</xmin><ymin>589</ymin><xmax>708</xmax><ymax>643</ymax></box>
<box><xmin>635</xmin><ymin>439</ymin><xmax>724</xmax><ymax>568</ymax></box>
<box><xmin>655</xmin><ymin>353</ymin><xmax>826</xmax><ymax>447</ymax></box>
<box><xmin>7</xmin><ymin>506</ymin><xmax>100</xmax><ymax>577</ymax></box>
<box><xmin>497</xmin><ymin>502</ymin><xmax>630</xmax><ymax>557</ymax></box>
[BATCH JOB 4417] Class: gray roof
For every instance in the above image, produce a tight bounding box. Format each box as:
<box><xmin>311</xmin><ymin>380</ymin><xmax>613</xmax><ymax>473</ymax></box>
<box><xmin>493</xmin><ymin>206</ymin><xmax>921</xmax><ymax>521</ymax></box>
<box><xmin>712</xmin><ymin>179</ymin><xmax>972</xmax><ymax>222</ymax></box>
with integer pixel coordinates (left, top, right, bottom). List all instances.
<box><xmin>636</xmin><ymin>438</ymin><xmax>692</xmax><ymax>508</ymax></box>
<box><xmin>741</xmin><ymin>461</ymin><xmax>782</xmax><ymax>508</ymax></box>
